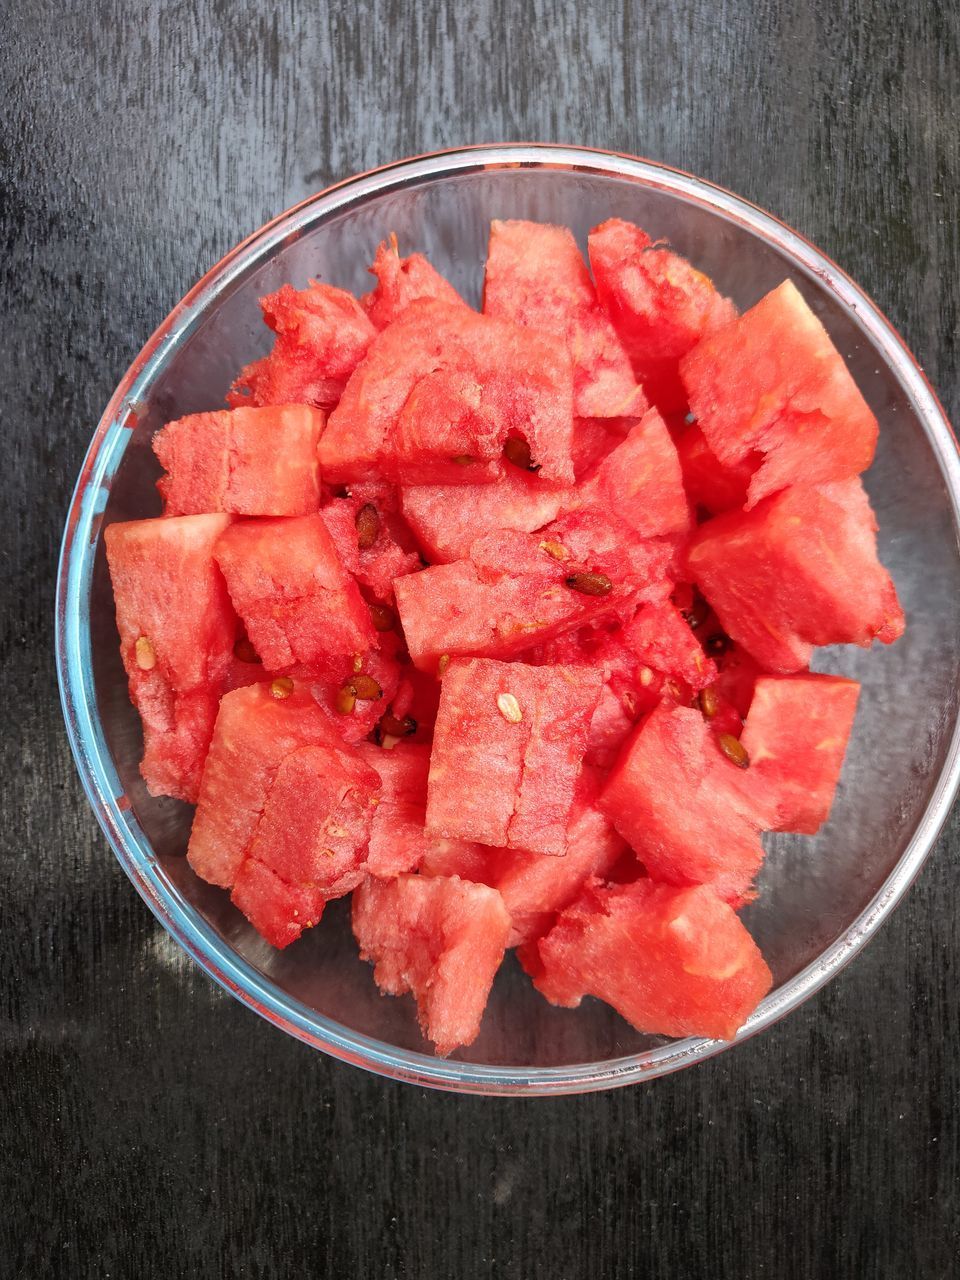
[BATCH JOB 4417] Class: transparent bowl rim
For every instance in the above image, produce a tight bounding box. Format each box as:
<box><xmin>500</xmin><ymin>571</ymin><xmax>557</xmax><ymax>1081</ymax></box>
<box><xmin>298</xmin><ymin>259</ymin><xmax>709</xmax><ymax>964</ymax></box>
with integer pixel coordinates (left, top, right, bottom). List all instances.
<box><xmin>55</xmin><ymin>143</ymin><xmax>960</xmax><ymax>1096</ymax></box>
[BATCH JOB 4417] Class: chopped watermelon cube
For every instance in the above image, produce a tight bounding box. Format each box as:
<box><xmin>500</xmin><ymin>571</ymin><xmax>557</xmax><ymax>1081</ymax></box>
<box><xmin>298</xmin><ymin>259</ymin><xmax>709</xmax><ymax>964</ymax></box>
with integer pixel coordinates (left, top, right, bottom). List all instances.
<box><xmin>320</xmin><ymin>480</ymin><xmax>422</xmax><ymax>602</ymax></box>
<box><xmin>588</xmin><ymin>218</ymin><xmax>737</xmax><ymax>412</ymax></box>
<box><xmin>154</xmin><ymin>404</ymin><xmax>324</xmax><ymax>517</ymax></box>
<box><xmin>675</xmin><ymin>422</ymin><xmax>755</xmax><ymax>516</ymax></box>
<box><xmin>686</xmin><ymin>479</ymin><xmax>905</xmax><ymax>673</ymax></box>
<box><xmin>394</xmin><ymin>528</ymin><xmax>672</xmax><ymax>672</ymax></box>
<box><xmin>568</xmin><ymin>408</ymin><xmax>690</xmax><ymax>538</ymax></box>
<box><xmin>530</xmin><ymin>879</ymin><xmax>773</xmax><ymax>1040</ymax></box>
<box><xmin>483</xmin><ymin>218</ymin><xmax>646</xmax><ymax>418</ymax></box>
<box><xmin>360</xmin><ymin>237</ymin><xmax>465</xmax><ymax>329</ymax></box>
<box><xmin>187</xmin><ymin>682</ymin><xmax>348</xmax><ymax>889</ymax></box>
<box><xmin>426</xmin><ymin>658</ymin><xmax>603</xmax><ymax>856</ymax></box>
<box><xmin>213</xmin><ymin>514</ymin><xmax>375</xmax><ymax>669</ymax></box>
<box><xmin>353</xmin><ymin>741</ymin><xmax>487</xmax><ymax>880</ymax></box>
<box><xmin>231</xmin><ymin>741</ymin><xmax>381</xmax><ymax>946</ymax></box>
<box><xmin>104</xmin><ymin>513</ymin><xmax>237</xmax><ymax>802</ymax></box>
<box><xmin>740</xmin><ymin>674</ymin><xmax>860</xmax><ymax>833</ymax></box>
<box><xmin>320</xmin><ymin>299</ymin><xmax>575</xmax><ymax>486</ymax></box>
<box><xmin>352</xmin><ymin>874</ymin><xmax>511</xmax><ymax>1054</ymax></box>
<box><xmin>230</xmin><ymin>859</ymin><xmax>330</xmax><ymax>951</ymax></box>
<box><xmin>600</xmin><ymin>701</ymin><xmax>768</xmax><ymax>903</ymax></box>
<box><xmin>493</xmin><ymin>781</ymin><xmax>628</xmax><ymax>945</ymax></box>
<box><xmin>227</xmin><ymin>281</ymin><xmax>376</xmax><ymax>411</ymax></box>
<box><xmin>401</xmin><ymin>468</ymin><xmax>569</xmax><ymax>563</ymax></box>
<box><xmin>680</xmin><ymin>280</ymin><xmax>879</xmax><ymax>509</ymax></box>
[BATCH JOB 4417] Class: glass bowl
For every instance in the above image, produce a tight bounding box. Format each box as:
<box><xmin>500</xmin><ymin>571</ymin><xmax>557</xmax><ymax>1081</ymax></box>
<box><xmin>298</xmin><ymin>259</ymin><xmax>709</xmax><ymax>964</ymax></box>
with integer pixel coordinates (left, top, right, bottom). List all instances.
<box><xmin>56</xmin><ymin>145</ymin><xmax>960</xmax><ymax>1095</ymax></box>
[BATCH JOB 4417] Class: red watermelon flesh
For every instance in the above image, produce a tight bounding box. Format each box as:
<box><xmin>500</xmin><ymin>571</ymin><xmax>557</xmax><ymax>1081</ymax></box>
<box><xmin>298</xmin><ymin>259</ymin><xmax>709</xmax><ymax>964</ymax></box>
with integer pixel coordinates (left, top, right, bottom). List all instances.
<box><xmin>227</xmin><ymin>281</ymin><xmax>376</xmax><ymax>411</ymax></box>
<box><xmin>680</xmin><ymin>280</ymin><xmax>879</xmax><ymax>509</ymax></box>
<box><xmin>230</xmin><ymin>859</ymin><xmax>330</xmax><ymax>951</ymax></box>
<box><xmin>154</xmin><ymin>404</ymin><xmax>324</xmax><ymax>518</ymax></box>
<box><xmin>394</xmin><ymin>528</ymin><xmax>671</xmax><ymax>672</ymax></box>
<box><xmin>354</xmin><ymin>741</ymin><xmax>488</xmax><ymax>880</ymax></box>
<box><xmin>676</xmin><ymin>423</ymin><xmax>756</xmax><ymax>517</ymax></box>
<box><xmin>426</xmin><ymin>658</ymin><xmax>603</xmax><ymax>856</ymax></box>
<box><xmin>320</xmin><ymin>299</ymin><xmax>575</xmax><ymax>486</ymax></box>
<box><xmin>213</xmin><ymin>514</ymin><xmax>375</xmax><ymax>670</ymax></box>
<box><xmin>352</xmin><ymin>874</ymin><xmax>511</xmax><ymax>1055</ymax></box>
<box><xmin>104</xmin><ymin>513</ymin><xmax>237</xmax><ymax>802</ymax></box>
<box><xmin>231</xmin><ymin>741</ymin><xmax>381</xmax><ymax>947</ymax></box>
<box><xmin>483</xmin><ymin>219</ymin><xmax>646</xmax><ymax>419</ymax></box>
<box><xmin>138</xmin><ymin>686</ymin><xmax>222</xmax><ymax>807</ymax></box>
<box><xmin>711</xmin><ymin>646</ymin><xmax>765</xmax><ymax>719</ymax></box>
<box><xmin>740</xmin><ymin>674</ymin><xmax>860</xmax><ymax>834</ymax></box>
<box><xmin>622</xmin><ymin>601</ymin><xmax>716</xmax><ymax>694</ymax></box>
<box><xmin>417</xmin><ymin>838</ymin><xmax>498</xmax><ymax>883</ymax></box>
<box><xmin>686</xmin><ymin>479</ymin><xmax>905</xmax><ymax>673</ymax></box>
<box><xmin>320</xmin><ymin>480</ymin><xmax>422</xmax><ymax>602</ymax></box>
<box><xmin>187</xmin><ymin>682</ymin><xmax>346</xmax><ymax>889</ymax></box>
<box><xmin>296</xmin><ymin>641</ymin><xmax>402</xmax><ymax>745</ymax></box>
<box><xmin>566</xmin><ymin>408</ymin><xmax>690</xmax><ymax>538</ymax></box>
<box><xmin>588</xmin><ymin>218</ymin><xmax>737</xmax><ymax>412</ymax></box>
<box><xmin>361</xmin><ymin>236</ymin><xmax>465</xmax><ymax>329</ymax></box>
<box><xmin>570</xmin><ymin>415</ymin><xmax>635</xmax><ymax>479</ymax></box>
<box><xmin>522</xmin><ymin>605</ymin><xmax>714</xmax><ymax>769</ymax></box>
<box><xmin>400</xmin><ymin>468</ymin><xmax>570</xmax><ymax>563</ymax></box>
<box><xmin>530</xmin><ymin>879</ymin><xmax>772</xmax><ymax>1041</ymax></box>
<box><xmin>600</xmin><ymin>701</ymin><xmax>768</xmax><ymax>903</ymax></box>
<box><xmin>493</xmin><ymin>783</ymin><xmax>629</xmax><ymax>946</ymax></box>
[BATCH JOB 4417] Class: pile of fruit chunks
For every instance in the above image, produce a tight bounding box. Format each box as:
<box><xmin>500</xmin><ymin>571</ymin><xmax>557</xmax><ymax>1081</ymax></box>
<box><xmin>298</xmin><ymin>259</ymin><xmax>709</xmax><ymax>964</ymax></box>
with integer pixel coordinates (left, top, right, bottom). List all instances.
<box><xmin>105</xmin><ymin>217</ymin><xmax>904</xmax><ymax>1056</ymax></box>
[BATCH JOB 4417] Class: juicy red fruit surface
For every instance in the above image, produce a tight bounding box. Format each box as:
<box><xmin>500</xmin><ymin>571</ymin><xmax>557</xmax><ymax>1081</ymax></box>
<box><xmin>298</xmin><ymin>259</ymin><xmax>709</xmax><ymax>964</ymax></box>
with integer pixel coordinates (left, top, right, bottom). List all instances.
<box><xmin>102</xmin><ymin>219</ymin><xmax>905</xmax><ymax>1059</ymax></box>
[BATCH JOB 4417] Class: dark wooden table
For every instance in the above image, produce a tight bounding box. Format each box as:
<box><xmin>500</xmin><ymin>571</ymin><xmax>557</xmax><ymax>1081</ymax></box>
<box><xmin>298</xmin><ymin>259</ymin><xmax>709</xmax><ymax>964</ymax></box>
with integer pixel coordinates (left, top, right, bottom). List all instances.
<box><xmin>3</xmin><ymin>2</ymin><xmax>958</xmax><ymax>1275</ymax></box>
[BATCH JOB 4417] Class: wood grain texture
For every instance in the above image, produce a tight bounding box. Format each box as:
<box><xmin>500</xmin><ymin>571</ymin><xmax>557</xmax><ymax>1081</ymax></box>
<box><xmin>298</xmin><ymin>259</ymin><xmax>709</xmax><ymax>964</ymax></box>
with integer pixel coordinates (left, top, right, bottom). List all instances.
<box><xmin>1</xmin><ymin>0</ymin><xmax>959</xmax><ymax>1275</ymax></box>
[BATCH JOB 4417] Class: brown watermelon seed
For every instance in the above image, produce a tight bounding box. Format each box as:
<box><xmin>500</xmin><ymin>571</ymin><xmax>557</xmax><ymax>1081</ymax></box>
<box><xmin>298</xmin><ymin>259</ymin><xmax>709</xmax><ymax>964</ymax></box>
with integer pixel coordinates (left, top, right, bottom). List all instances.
<box><xmin>234</xmin><ymin>634</ymin><xmax>260</xmax><ymax>664</ymax></box>
<box><xmin>352</xmin><ymin>674</ymin><xmax>383</xmax><ymax>701</ymax></box>
<box><xmin>335</xmin><ymin>683</ymin><xmax>357</xmax><ymax>714</ymax></box>
<box><xmin>368</xmin><ymin>602</ymin><xmax>396</xmax><ymax>632</ymax></box>
<box><xmin>698</xmin><ymin>687</ymin><xmax>720</xmax><ymax>719</ymax></box>
<box><xmin>378</xmin><ymin>713</ymin><xmax>417</xmax><ymax>740</ymax></box>
<box><xmin>270</xmin><ymin>677</ymin><xmax>294</xmax><ymax>700</ymax></box>
<box><xmin>451</xmin><ymin>454</ymin><xmax>476</xmax><ymax>467</ymax></box>
<box><xmin>496</xmin><ymin>692</ymin><xmax>523</xmax><ymax>723</ymax></box>
<box><xmin>565</xmin><ymin>572</ymin><xmax>613</xmax><ymax>597</ymax></box>
<box><xmin>705</xmin><ymin>632</ymin><xmax>732</xmax><ymax>656</ymax></box>
<box><xmin>355</xmin><ymin>503</ymin><xmax>380</xmax><ymax>550</ymax></box>
<box><xmin>718</xmin><ymin>733</ymin><xmax>750</xmax><ymax>769</ymax></box>
<box><xmin>134</xmin><ymin>636</ymin><xmax>156</xmax><ymax>671</ymax></box>
<box><xmin>503</xmin><ymin>436</ymin><xmax>540</xmax><ymax>472</ymax></box>
<box><xmin>539</xmin><ymin>539</ymin><xmax>568</xmax><ymax>561</ymax></box>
